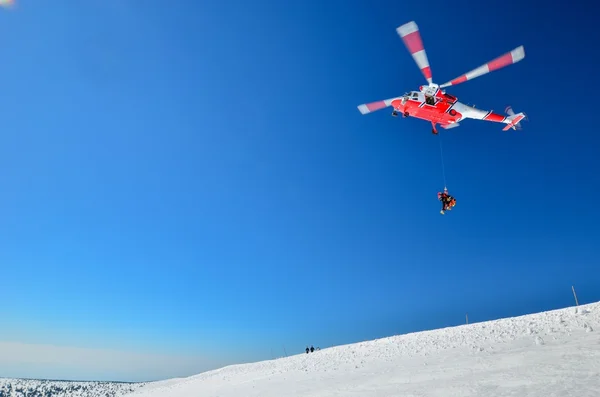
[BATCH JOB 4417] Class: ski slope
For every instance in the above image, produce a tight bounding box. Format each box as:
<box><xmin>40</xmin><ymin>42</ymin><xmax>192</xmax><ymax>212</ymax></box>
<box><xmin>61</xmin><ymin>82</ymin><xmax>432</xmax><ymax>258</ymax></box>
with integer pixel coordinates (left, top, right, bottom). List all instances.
<box><xmin>127</xmin><ymin>302</ymin><xmax>600</xmax><ymax>397</ymax></box>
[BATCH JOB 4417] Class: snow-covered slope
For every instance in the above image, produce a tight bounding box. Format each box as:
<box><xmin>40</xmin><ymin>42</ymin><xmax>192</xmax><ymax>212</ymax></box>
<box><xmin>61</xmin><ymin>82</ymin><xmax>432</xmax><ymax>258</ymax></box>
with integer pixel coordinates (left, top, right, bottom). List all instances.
<box><xmin>127</xmin><ymin>302</ymin><xmax>600</xmax><ymax>397</ymax></box>
<box><xmin>0</xmin><ymin>378</ymin><xmax>146</xmax><ymax>397</ymax></box>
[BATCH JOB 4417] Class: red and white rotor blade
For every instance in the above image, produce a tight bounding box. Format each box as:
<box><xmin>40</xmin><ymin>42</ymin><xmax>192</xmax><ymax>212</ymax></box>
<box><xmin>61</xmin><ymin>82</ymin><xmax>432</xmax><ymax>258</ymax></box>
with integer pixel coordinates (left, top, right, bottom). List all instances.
<box><xmin>440</xmin><ymin>46</ymin><xmax>525</xmax><ymax>88</ymax></box>
<box><xmin>357</xmin><ymin>98</ymin><xmax>396</xmax><ymax>115</ymax></box>
<box><xmin>396</xmin><ymin>21</ymin><xmax>433</xmax><ymax>85</ymax></box>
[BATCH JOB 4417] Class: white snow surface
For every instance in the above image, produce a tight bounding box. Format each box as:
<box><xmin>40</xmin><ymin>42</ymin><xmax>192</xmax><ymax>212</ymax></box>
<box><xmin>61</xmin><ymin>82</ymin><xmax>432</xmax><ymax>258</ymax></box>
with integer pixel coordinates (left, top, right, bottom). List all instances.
<box><xmin>0</xmin><ymin>378</ymin><xmax>146</xmax><ymax>397</ymax></box>
<box><xmin>127</xmin><ymin>302</ymin><xmax>600</xmax><ymax>397</ymax></box>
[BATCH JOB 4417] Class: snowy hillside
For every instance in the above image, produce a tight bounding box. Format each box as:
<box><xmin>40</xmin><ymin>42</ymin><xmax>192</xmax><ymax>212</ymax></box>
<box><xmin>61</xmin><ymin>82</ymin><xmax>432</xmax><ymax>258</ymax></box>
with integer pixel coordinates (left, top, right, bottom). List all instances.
<box><xmin>126</xmin><ymin>301</ymin><xmax>600</xmax><ymax>397</ymax></box>
<box><xmin>0</xmin><ymin>378</ymin><xmax>146</xmax><ymax>397</ymax></box>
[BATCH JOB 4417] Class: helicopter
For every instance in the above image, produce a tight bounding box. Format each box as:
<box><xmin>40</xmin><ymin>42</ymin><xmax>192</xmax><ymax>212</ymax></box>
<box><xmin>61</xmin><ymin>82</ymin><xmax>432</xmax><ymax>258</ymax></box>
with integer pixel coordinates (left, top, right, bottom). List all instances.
<box><xmin>357</xmin><ymin>21</ymin><xmax>527</xmax><ymax>134</ymax></box>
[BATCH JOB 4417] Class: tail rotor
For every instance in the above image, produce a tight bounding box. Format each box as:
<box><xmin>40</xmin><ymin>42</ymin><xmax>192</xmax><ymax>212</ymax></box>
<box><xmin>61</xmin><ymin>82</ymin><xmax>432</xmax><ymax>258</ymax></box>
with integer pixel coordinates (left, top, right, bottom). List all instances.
<box><xmin>503</xmin><ymin>106</ymin><xmax>527</xmax><ymax>131</ymax></box>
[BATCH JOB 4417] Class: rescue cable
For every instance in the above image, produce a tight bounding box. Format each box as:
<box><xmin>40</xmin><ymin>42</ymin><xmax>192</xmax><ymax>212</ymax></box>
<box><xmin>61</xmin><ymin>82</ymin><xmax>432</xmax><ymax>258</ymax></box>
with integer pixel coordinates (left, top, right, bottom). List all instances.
<box><xmin>438</xmin><ymin>133</ymin><xmax>447</xmax><ymax>190</ymax></box>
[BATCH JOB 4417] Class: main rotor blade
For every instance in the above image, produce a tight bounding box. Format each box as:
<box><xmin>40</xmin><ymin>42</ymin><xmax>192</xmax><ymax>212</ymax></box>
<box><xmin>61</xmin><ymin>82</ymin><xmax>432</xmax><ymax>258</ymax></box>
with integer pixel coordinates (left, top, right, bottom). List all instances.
<box><xmin>440</xmin><ymin>46</ymin><xmax>525</xmax><ymax>88</ymax></box>
<box><xmin>396</xmin><ymin>21</ymin><xmax>433</xmax><ymax>85</ymax></box>
<box><xmin>357</xmin><ymin>98</ymin><xmax>397</xmax><ymax>115</ymax></box>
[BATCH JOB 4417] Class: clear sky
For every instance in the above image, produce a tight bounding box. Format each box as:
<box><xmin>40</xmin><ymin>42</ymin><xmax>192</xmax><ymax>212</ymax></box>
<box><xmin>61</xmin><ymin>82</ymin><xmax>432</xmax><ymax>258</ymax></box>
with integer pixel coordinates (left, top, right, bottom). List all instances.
<box><xmin>0</xmin><ymin>0</ymin><xmax>598</xmax><ymax>383</ymax></box>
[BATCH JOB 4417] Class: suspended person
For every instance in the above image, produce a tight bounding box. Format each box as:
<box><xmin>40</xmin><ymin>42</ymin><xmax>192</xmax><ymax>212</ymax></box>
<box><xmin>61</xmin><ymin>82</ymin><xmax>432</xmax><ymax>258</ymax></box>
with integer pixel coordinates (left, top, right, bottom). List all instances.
<box><xmin>438</xmin><ymin>188</ymin><xmax>456</xmax><ymax>214</ymax></box>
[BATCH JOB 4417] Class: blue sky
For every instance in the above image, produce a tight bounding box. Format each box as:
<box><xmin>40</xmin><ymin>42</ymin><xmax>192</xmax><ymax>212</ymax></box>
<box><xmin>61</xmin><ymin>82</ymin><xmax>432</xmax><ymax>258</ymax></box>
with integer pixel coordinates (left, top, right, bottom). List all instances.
<box><xmin>0</xmin><ymin>0</ymin><xmax>598</xmax><ymax>382</ymax></box>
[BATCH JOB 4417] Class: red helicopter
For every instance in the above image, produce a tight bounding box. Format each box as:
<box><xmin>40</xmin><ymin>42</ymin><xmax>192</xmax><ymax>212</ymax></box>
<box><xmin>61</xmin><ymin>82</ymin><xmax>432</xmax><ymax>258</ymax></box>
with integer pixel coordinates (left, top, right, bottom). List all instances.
<box><xmin>357</xmin><ymin>21</ymin><xmax>527</xmax><ymax>134</ymax></box>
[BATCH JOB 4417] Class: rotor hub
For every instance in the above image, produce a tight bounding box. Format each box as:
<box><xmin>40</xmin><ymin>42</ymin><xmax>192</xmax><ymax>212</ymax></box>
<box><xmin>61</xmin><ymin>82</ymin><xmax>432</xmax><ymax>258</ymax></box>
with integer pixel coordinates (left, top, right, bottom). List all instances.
<box><xmin>421</xmin><ymin>83</ymin><xmax>439</xmax><ymax>97</ymax></box>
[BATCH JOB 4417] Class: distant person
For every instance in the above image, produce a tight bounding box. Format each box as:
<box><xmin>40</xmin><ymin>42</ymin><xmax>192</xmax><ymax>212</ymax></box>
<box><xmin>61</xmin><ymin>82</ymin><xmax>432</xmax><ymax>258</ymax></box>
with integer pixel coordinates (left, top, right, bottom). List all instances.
<box><xmin>310</xmin><ymin>345</ymin><xmax>314</xmax><ymax>353</ymax></box>
<box><xmin>306</xmin><ymin>346</ymin><xmax>309</xmax><ymax>354</ymax></box>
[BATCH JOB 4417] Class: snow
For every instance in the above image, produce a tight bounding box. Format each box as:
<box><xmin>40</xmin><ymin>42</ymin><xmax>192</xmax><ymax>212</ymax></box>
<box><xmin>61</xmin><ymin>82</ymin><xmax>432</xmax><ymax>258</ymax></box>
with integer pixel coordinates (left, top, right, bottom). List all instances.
<box><xmin>125</xmin><ymin>302</ymin><xmax>600</xmax><ymax>397</ymax></box>
<box><xmin>1</xmin><ymin>303</ymin><xmax>598</xmax><ymax>396</ymax></box>
<box><xmin>0</xmin><ymin>378</ymin><xmax>146</xmax><ymax>397</ymax></box>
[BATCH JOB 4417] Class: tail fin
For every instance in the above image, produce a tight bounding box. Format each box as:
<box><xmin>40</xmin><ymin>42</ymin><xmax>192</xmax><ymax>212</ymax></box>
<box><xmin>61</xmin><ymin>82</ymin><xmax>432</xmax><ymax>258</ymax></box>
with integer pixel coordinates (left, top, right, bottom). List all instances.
<box><xmin>502</xmin><ymin>106</ymin><xmax>527</xmax><ymax>131</ymax></box>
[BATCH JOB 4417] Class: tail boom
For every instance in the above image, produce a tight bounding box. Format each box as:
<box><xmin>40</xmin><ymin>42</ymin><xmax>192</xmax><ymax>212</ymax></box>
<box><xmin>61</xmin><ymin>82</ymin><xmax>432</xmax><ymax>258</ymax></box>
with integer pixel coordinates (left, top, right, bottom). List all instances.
<box><xmin>452</xmin><ymin>102</ymin><xmax>525</xmax><ymax>130</ymax></box>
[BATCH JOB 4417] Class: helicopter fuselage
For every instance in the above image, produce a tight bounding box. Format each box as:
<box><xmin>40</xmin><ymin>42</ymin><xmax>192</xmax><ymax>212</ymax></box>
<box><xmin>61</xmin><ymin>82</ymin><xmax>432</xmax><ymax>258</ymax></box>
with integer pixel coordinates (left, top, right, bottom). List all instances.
<box><xmin>391</xmin><ymin>85</ymin><xmax>508</xmax><ymax>133</ymax></box>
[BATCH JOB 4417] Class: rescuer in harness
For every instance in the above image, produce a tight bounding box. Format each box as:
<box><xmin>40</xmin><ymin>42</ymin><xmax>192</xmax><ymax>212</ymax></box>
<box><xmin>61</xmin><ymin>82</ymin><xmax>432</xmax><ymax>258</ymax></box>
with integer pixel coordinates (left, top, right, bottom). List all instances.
<box><xmin>438</xmin><ymin>188</ymin><xmax>456</xmax><ymax>214</ymax></box>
